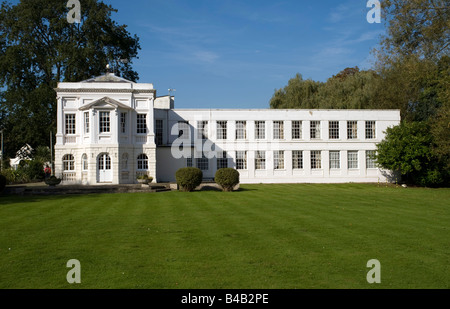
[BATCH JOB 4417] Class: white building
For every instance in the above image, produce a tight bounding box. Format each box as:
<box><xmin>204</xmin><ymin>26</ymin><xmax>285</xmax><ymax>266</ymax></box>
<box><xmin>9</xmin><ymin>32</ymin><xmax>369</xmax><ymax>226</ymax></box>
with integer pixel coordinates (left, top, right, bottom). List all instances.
<box><xmin>54</xmin><ymin>73</ymin><xmax>400</xmax><ymax>185</ymax></box>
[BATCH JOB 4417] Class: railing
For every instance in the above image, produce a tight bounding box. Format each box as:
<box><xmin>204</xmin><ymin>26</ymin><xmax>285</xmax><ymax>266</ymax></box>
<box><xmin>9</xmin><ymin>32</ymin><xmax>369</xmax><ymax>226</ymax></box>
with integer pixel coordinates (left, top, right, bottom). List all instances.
<box><xmin>135</xmin><ymin>135</ymin><xmax>147</xmax><ymax>143</ymax></box>
<box><xmin>64</xmin><ymin>135</ymin><xmax>78</xmax><ymax>144</ymax></box>
<box><xmin>63</xmin><ymin>172</ymin><xmax>77</xmax><ymax>182</ymax></box>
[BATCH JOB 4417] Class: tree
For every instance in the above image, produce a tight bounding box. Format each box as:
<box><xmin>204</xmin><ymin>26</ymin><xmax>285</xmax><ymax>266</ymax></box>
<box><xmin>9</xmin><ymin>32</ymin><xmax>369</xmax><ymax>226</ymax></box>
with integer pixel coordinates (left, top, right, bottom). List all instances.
<box><xmin>376</xmin><ymin>121</ymin><xmax>447</xmax><ymax>187</ymax></box>
<box><xmin>0</xmin><ymin>0</ymin><xmax>140</xmax><ymax>157</ymax></box>
<box><xmin>269</xmin><ymin>74</ymin><xmax>322</xmax><ymax>109</ymax></box>
<box><xmin>379</xmin><ymin>0</ymin><xmax>449</xmax><ymax>62</ymax></box>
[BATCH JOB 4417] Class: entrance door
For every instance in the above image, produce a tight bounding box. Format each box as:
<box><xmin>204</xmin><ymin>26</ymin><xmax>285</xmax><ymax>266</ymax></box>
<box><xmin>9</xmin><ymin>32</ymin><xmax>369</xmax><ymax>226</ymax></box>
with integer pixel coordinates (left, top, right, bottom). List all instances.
<box><xmin>98</xmin><ymin>154</ymin><xmax>112</xmax><ymax>183</ymax></box>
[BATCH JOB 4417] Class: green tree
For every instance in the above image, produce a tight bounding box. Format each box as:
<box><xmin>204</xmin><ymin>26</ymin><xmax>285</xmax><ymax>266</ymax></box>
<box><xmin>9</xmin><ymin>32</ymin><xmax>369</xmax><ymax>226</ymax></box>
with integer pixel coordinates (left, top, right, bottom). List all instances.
<box><xmin>0</xmin><ymin>0</ymin><xmax>140</xmax><ymax>157</ymax></box>
<box><xmin>376</xmin><ymin>121</ymin><xmax>447</xmax><ymax>187</ymax></box>
<box><xmin>269</xmin><ymin>74</ymin><xmax>322</xmax><ymax>109</ymax></box>
<box><xmin>379</xmin><ymin>0</ymin><xmax>449</xmax><ymax>62</ymax></box>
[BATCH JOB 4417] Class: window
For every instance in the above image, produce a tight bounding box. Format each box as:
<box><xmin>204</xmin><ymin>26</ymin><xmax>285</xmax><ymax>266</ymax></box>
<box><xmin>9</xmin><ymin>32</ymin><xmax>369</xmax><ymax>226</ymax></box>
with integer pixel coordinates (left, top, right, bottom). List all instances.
<box><xmin>348</xmin><ymin>151</ymin><xmax>359</xmax><ymax>169</ymax></box>
<box><xmin>311</xmin><ymin>150</ymin><xmax>322</xmax><ymax>169</ymax></box>
<box><xmin>120</xmin><ymin>112</ymin><xmax>127</xmax><ymax>134</ymax></box>
<box><xmin>217</xmin><ymin>151</ymin><xmax>228</xmax><ymax>169</ymax></box>
<box><xmin>366</xmin><ymin>150</ymin><xmax>377</xmax><ymax>169</ymax></box>
<box><xmin>178</xmin><ymin>121</ymin><xmax>190</xmax><ymax>139</ymax></box>
<box><xmin>82</xmin><ymin>154</ymin><xmax>88</xmax><ymax>171</ymax></box>
<box><xmin>137</xmin><ymin>154</ymin><xmax>148</xmax><ymax>170</ymax></box>
<box><xmin>63</xmin><ymin>154</ymin><xmax>75</xmax><ymax>171</ymax></box>
<box><xmin>99</xmin><ymin>111</ymin><xmax>110</xmax><ymax>133</ymax></box>
<box><xmin>137</xmin><ymin>114</ymin><xmax>147</xmax><ymax>134</ymax></box>
<box><xmin>155</xmin><ymin>119</ymin><xmax>163</xmax><ymax>145</ymax></box>
<box><xmin>273</xmin><ymin>150</ymin><xmax>285</xmax><ymax>169</ymax></box>
<box><xmin>347</xmin><ymin>121</ymin><xmax>358</xmax><ymax>139</ymax></box>
<box><xmin>255</xmin><ymin>151</ymin><xmax>266</xmax><ymax>170</ymax></box>
<box><xmin>329</xmin><ymin>151</ymin><xmax>340</xmax><ymax>169</ymax></box>
<box><xmin>236</xmin><ymin>121</ymin><xmax>247</xmax><ymax>140</ymax></box>
<box><xmin>217</xmin><ymin>121</ymin><xmax>227</xmax><ymax>140</ymax></box>
<box><xmin>329</xmin><ymin>121</ymin><xmax>339</xmax><ymax>139</ymax></box>
<box><xmin>292</xmin><ymin>121</ymin><xmax>302</xmax><ymax>139</ymax></box>
<box><xmin>365</xmin><ymin>121</ymin><xmax>376</xmax><ymax>139</ymax></box>
<box><xmin>84</xmin><ymin>112</ymin><xmax>89</xmax><ymax>134</ymax></box>
<box><xmin>292</xmin><ymin>150</ymin><xmax>303</xmax><ymax>169</ymax></box>
<box><xmin>236</xmin><ymin>151</ymin><xmax>247</xmax><ymax>170</ymax></box>
<box><xmin>197</xmin><ymin>121</ymin><xmax>208</xmax><ymax>140</ymax></box>
<box><xmin>122</xmin><ymin>153</ymin><xmax>128</xmax><ymax>170</ymax></box>
<box><xmin>196</xmin><ymin>155</ymin><xmax>209</xmax><ymax>171</ymax></box>
<box><xmin>310</xmin><ymin>121</ymin><xmax>321</xmax><ymax>139</ymax></box>
<box><xmin>65</xmin><ymin>114</ymin><xmax>76</xmax><ymax>135</ymax></box>
<box><xmin>273</xmin><ymin>121</ymin><xmax>284</xmax><ymax>139</ymax></box>
<box><xmin>98</xmin><ymin>154</ymin><xmax>111</xmax><ymax>171</ymax></box>
<box><xmin>187</xmin><ymin>157</ymin><xmax>193</xmax><ymax>167</ymax></box>
<box><xmin>255</xmin><ymin>121</ymin><xmax>265</xmax><ymax>139</ymax></box>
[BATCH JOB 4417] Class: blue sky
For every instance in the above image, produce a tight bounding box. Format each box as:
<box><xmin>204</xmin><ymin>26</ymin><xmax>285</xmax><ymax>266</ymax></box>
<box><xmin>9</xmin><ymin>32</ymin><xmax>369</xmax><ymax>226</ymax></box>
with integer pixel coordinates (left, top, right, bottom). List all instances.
<box><xmin>39</xmin><ymin>0</ymin><xmax>387</xmax><ymax>108</ymax></box>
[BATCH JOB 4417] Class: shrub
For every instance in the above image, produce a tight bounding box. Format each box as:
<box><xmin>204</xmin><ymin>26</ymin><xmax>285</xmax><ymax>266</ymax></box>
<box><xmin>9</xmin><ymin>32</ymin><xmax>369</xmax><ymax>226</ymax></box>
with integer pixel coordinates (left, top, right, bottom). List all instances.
<box><xmin>0</xmin><ymin>174</ymin><xmax>6</xmax><ymax>193</ymax></box>
<box><xmin>175</xmin><ymin>167</ymin><xmax>203</xmax><ymax>192</ymax></box>
<box><xmin>45</xmin><ymin>176</ymin><xmax>61</xmax><ymax>186</ymax></box>
<box><xmin>215</xmin><ymin>168</ymin><xmax>240</xmax><ymax>192</ymax></box>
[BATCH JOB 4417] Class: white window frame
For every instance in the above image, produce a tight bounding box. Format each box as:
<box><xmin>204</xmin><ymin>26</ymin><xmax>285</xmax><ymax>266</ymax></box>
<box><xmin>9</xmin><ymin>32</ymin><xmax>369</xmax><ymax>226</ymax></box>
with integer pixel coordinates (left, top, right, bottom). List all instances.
<box><xmin>273</xmin><ymin>150</ymin><xmax>285</xmax><ymax>170</ymax></box>
<box><xmin>217</xmin><ymin>121</ymin><xmax>227</xmax><ymax>140</ymax></box>
<box><xmin>292</xmin><ymin>150</ymin><xmax>303</xmax><ymax>169</ymax></box>
<box><xmin>347</xmin><ymin>121</ymin><xmax>358</xmax><ymax>139</ymax></box>
<box><xmin>137</xmin><ymin>114</ymin><xmax>147</xmax><ymax>134</ymax></box>
<box><xmin>310</xmin><ymin>121</ymin><xmax>321</xmax><ymax>139</ymax></box>
<box><xmin>329</xmin><ymin>121</ymin><xmax>339</xmax><ymax>139</ymax></box>
<box><xmin>365</xmin><ymin>121</ymin><xmax>376</xmax><ymax>139</ymax></box>
<box><xmin>236</xmin><ymin>121</ymin><xmax>247</xmax><ymax>140</ymax></box>
<box><xmin>196</xmin><ymin>155</ymin><xmax>209</xmax><ymax>171</ymax></box>
<box><xmin>177</xmin><ymin>121</ymin><xmax>190</xmax><ymax>140</ymax></box>
<box><xmin>99</xmin><ymin>111</ymin><xmax>110</xmax><ymax>134</ymax></box>
<box><xmin>329</xmin><ymin>151</ymin><xmax>340</xmax><ymax>169</ymax></box>
<box><xmin>236</xmin><ymin>151</ymin><xmax>247</xmax><ymax>170</ymax></box>
<box><xmin>63</xmin><ymin>154</ymin><xmax>75</xmax><ymax>171</ymax></box>
<box><xmin>311</xmin><ymin>150</ymin><xmax>322</xmax><ymax>169</ymax></box>
<box><xmin>120</xmin><ymin>112</ymin><xmax>127</xmax><ymax>134</ymax></box>
<box><xmin>255</xmin><ymin>150</ymin><xmax>266</xmax><ymax>170</ymax></box>
<box><xmin>197</xmin><ymin>121</ymin><xmax>208</xmax><ymax>140</ymax></box>
<box><xmin>255</xmin><ymin>121</ymin><xmax>266</xmax><ymax>140</ymax></box>
<box><xmin>348</xmin><ymin>151</ymin><xmax>359</xmax><ymax>169</ymax></box>
<box><xmin>155</xmin><ymin>119</ymin><xmax>163</xmax><ymax>145</ymax></box>
<box><xmin>366</xmin><ymin>150</ymin><xmax>377</xmax><ymax>169</ymax></box>
<box><xmin>65</xmin><ymin>114</ymin><xmax>76</xmax><ymax>135</ymax></box>
<box><xmin>137</xmin><ymin>154</ymin><xmax>148</xmax><ymax>170</ymax></box>
<box><xmin>217</xmin><ymin>151</ymin><xmax>228</xmax><ymax>169</ymax></box>
<box><xmin>84</xmin><ymin>112</ymin><xmax>89</xmax><ymax>134</ymax></box>
<box><xmin>273</xmin><ymin>121</ymin><xmax>284</xmax><ymax>140</ymax></box>
<box><xmin>292</xmin><ymin>121</ymin><xmax>302</xmax><ymax>139</ymax></box>
<box><xmin>82</xmin><ymin>153</ymin><xmax>88</xmax><ymax>171</ymax></box>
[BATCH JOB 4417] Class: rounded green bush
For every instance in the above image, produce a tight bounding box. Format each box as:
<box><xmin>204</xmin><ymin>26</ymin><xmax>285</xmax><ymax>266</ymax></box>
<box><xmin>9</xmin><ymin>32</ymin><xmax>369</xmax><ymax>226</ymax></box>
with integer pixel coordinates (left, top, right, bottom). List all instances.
<box><xmin>0</xmin><ymin>174</ymin><xmax>7</xmax><ymax>194</ymax></box>
<box><xmin>175</xmin><ymin>167</ymin><xmax>203</xmax><ymax>192</ymax></box>
<box><xmin>215</xmin><ymin>168</ymin><xmax>240</xmax><ymax>192</ymax></box>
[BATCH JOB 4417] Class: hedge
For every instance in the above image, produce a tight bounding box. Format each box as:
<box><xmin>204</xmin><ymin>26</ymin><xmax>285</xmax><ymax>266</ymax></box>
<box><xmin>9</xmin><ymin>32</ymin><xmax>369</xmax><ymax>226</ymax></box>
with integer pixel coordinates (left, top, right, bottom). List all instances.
<box><xmin>175</xmin><ymin>167</ymin><xmax>203</xmax><ymax>192</ymax></box>
<box><xmin>215</xmin><ymin>168</ymin><xmax>240</xmax><ymax>192</ymax></box>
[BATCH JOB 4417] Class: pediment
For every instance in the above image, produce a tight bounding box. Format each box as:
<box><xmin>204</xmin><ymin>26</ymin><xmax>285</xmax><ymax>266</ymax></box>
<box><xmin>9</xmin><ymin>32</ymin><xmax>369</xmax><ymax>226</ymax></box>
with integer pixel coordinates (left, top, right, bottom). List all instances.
<box><xmin>79</xmin><ymin>97</ymin><xmax>132</xmax><ymax>111</ymax></box>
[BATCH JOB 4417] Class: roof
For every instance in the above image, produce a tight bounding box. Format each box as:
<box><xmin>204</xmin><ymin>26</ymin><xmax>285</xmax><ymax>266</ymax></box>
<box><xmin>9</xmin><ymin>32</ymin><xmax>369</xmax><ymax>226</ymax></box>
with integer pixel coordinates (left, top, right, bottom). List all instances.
<box><xmin>81</xmin><ymin>73</ymin><xmax>135</xmax><ymax>83</ymax></box>
<box><xmin>79</xmin><ymin>96</ymin><xmax>132</xmax><ymax>111</ymax></box>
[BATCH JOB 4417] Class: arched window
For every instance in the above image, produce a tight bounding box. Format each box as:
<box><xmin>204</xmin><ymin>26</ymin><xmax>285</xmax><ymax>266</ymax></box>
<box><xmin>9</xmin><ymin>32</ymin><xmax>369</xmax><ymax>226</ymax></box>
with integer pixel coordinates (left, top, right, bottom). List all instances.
<box><xmin>82</xmin><ymin>154</ymin><xmax>88</xmax><ymax>171</ymax></box>
<box><xmin>137</xmin><ymin>154</ymin><xmax>148</xmax><ymax>170</ymax></box>
<box><xmin>122</xmin><ymin>153</ymin><xmax>128</xmax><ymax>170</ymax></box>
<box><xmin>63</xmin><ymin>154</ymin><xmax>75</xmax><ymax>171</ymax></box>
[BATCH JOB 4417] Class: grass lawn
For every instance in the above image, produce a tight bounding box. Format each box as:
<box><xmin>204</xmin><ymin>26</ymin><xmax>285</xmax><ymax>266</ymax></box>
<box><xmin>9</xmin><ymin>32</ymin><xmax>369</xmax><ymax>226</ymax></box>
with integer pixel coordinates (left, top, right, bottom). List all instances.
<box><xmin>0</xmin><ymin>183</ymin><xmax>448</xmax><ymax>289</ymax></box>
